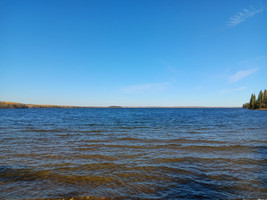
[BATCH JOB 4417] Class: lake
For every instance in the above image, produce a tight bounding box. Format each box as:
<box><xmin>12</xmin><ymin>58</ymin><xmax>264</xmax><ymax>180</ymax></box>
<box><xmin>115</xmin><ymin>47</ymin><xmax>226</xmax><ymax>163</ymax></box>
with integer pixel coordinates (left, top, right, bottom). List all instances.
<box><xmin>0</xmin><ymin>108</ymin><xmax>266</xmax><ymax>199</ymax></box>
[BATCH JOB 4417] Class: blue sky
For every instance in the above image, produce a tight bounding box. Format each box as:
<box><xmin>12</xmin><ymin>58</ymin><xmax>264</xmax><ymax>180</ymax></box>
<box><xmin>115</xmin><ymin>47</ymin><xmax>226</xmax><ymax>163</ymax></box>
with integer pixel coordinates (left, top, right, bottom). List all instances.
<box><xmin>1</xmin><ymin>0</ymin><xmax>266</xmax><ymax>107</ymax></box>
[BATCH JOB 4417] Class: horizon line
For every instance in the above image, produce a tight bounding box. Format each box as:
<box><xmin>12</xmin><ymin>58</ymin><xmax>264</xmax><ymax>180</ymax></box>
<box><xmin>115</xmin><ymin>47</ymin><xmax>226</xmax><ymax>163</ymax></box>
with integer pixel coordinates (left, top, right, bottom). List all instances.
<box><xmin>0</xmin><ymin>101</ymin><xmax>242</xmax><ymax>108</ymax></box>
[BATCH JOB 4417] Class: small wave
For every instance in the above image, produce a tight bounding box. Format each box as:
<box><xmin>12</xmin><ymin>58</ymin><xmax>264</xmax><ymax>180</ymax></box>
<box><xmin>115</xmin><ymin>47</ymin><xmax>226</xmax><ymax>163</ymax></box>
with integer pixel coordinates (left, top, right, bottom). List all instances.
<box><xmin>22</xmin><ymin>197</ymin><xmax>126</xmax><ymax>200</ymax></box>
<box><xmin>103</xmin><ymin>144</ymin><xmax>145</xmax><ymax>149</ymax></box>
<box><xmin>175</xmin><ymin>144</ymin><xmax>267</xmax><ymax>152</ymax></box>
<box><xmin>81</xmin><ymin>139</ymin><xmax>113</xmax><ymax>143</ymax></box>
<box><xmin>154</xmin><ymin>157</ymin><xmax>267</xmax><ymax>165</ymax></box>
<box><xmin>16</xmin><ymin>153</ymin><xmax>45</xmax><ymax>158</ymax></box>
<box><xmin>118</xmin><ymin>126</ymin><xmax>149</xmax><ymax>130</ymax></box>
<box><xmin>85</xmin><ymin>123</ymin><xmax>96</xmax><ymax>126</ymax></box>
<box><xmin>23</xmin><ymin>197</ymin><xmax>125</xmax><ymax>200</ymax></box>
<box><xmin>84</xmin><ymin>130</ymin><xmax>105</xmax><ymax>133</ymax></box>
<box><xmin>42</xmin><ymin>154</ymin><xmax>67</xmax><ymax>159</ymax></box>
<box><xmin>168</xmin><ymin>139</ymin><xmax>227</xmax><ymax>144</ymax></box>
<box><xmin>78</xmin><ymin>144</ymin><xmax>146</xmax><ymax>149</ymax></box>
<box><xmin>250</xmin><ymin>140</ymin><xmax>267</xmax><ymax>143</ymax></box>
<box><xmin>22</xmin><ymin>129</ymin><xmax>67</xmax><ymax>133</ymax></box>
<box><xmin>76</xmin><ymin>154</ymin><xmax>118</xmax><ymax>161</ymax></box>
<box><xmin>116</xmin><ymin>137</ymin><xmax>140</xmax><ymax>141</ymax></box>
<box><xmin>0</xmin><ymin>167</ymin><xmax>51</xmax><ymax>182</ymax></box>
<box><xmin>0</xmin><ymin>166</ymin><xmax>115</xmax><ymax>186</ymax></box>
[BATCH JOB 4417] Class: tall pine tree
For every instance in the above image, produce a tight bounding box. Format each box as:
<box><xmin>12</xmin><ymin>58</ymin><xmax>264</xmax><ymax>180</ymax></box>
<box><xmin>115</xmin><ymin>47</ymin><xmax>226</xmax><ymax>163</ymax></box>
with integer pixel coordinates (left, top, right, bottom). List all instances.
<box><xmin>263</xmin><ymin>90</ymin><xmax>267</xmax><ymax>108</ymax></box>
<box><xmin>249</xmin><ymin>94</ymin><xmax>256</xmax><ymax>109</ymax></box>
<box><xmin>256</xmin><ymin>90</ymin><xmax>264</xmax><ymax>109</ymax></box>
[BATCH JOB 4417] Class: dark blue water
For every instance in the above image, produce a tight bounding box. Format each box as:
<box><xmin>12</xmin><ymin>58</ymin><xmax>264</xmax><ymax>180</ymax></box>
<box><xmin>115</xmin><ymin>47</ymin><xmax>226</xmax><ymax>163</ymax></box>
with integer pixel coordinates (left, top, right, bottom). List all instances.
<box><xmin>0</xmin><ymin>108</ymin><xmax>266</xmax><ymax>199</ymax></box>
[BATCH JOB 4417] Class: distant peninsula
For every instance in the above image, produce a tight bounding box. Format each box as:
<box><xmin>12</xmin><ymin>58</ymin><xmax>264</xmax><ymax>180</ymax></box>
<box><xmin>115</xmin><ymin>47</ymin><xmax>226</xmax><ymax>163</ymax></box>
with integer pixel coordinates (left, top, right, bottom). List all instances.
<box><xmin>0</xmin><ymin>101</ymin><xmax>84</xmax><ymax>109</ymax></box>
<box><xmin>0</xmin><ymin>101</ymin><xmax>126</xmax><ymax>109</ymax></box>
<box><xmin>243</xmin><ymin>89</ymin><xmax>267</xmax><ymax>110</ymax></box>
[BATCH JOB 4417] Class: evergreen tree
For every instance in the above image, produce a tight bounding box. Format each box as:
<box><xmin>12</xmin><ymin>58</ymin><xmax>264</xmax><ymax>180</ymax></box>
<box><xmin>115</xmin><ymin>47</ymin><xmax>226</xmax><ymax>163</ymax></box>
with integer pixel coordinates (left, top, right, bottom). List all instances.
<box><xmin>263</xmin><ymin>89</ymin><xmax>267</xmax><ymax>108</ymax></box>
<box><xmin>249</xmin><ymin>94</ymin><xmax>256</xmax><ymax>109</ymax></box>
<box><xmin>256</xmin><ymin>90</ymin><xmax>264</xmax><ymax>108</ymax></box>
<box><xmin>249</xmin><ymin>94</ymin><xmax>253</xmax><ymax>108</ymax></box>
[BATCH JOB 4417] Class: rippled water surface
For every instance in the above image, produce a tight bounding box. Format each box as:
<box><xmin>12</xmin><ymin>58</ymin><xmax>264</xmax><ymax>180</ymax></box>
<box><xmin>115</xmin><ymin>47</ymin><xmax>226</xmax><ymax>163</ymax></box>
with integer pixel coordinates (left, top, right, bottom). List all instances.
<box><xmin>0</xmin><ymin>108</ymin><xmax>266</xmax><ymax>199</ymax></box>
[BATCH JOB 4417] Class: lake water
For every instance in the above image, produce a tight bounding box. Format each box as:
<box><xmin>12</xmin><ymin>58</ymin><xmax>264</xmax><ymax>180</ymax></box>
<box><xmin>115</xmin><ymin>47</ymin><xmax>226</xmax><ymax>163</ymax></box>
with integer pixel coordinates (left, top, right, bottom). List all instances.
<box><xmin>0</xmin><ymin>108</ymin><xmax>266</xmax><ymax>199</ymax></box>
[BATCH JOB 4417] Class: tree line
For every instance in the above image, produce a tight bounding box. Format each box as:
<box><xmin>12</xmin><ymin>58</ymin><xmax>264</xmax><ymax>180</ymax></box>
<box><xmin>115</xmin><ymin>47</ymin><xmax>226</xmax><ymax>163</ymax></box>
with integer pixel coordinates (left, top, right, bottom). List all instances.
<box><xmin>0</xmin><ymin>101</ymin><xmax>81</xmax><ymax>109</ymax></box>
<box><xmin>243</xmin><ymin>89</ymin><xmax>267</xmax><ymax>109</ymax></box>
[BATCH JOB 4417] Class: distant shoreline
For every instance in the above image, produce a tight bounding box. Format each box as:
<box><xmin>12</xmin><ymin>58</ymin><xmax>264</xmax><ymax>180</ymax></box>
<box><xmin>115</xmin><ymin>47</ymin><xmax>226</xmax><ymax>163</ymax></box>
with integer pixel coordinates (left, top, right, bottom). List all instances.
<box><xmin>0</xmin><ymin>101</ymin><xmax>241</xmax><ymax>109</ymax></box>
<box><xmin>256</xmin><ymin>108</ymin><xmax>267</xmax><ymax>111</ymax></box>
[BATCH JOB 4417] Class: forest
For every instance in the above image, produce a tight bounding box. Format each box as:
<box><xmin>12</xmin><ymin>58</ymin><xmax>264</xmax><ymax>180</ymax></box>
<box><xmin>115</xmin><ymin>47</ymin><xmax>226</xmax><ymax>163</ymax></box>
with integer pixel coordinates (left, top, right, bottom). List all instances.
<box><xmin>243</xmin><ymin>89</ymin><xmax>267</xmax><ymax>109</ymax></box>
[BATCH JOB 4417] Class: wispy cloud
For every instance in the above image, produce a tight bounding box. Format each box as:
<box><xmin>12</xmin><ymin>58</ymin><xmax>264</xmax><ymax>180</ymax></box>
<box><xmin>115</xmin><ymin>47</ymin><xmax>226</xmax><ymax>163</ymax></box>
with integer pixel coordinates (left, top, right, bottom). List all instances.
<box><xmin>122</xmin><ymin>82</ymin><xmax>170</xmax><ymax>94</ymax></box>
<box><xmin>229</xmin><ymin>68</ymin><xmax>258</xmax><ymax>83</ymax></box>
<box><xmin>220</xmin><ymin>86</ymin><xmax>247</xmax><ymax>94</ymax></box>
<box><xmin>228</xmin><ymin>6</ymin><xmax>264</xmax><ymax>27</ymax></box>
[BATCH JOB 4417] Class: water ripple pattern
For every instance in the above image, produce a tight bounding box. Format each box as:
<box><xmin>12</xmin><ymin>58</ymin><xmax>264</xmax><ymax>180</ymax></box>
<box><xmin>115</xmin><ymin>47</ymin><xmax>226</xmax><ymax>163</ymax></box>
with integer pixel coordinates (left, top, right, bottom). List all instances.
<box><xmin>0</xmin><ymin>108</ymin><xmax>266</xmax><ymax>199</ymax></box>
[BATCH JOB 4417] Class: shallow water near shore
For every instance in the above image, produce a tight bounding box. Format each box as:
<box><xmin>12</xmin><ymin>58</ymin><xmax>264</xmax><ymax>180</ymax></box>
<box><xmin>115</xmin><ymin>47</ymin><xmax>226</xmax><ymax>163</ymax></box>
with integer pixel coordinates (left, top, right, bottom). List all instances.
<box><xmin>0</xmin><ymin>108</ymin><xmax>266</xmax><ymax>199</ymax></box>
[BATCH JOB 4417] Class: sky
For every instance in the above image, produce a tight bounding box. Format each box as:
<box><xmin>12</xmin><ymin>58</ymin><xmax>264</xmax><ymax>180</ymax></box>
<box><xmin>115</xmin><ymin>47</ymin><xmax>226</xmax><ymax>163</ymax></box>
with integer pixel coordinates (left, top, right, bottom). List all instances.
<box><xmin>0</xmin><ymin>0</ymin><xmax>267</xmax><ymax>107</ymax></box>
